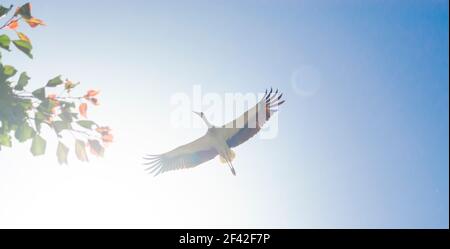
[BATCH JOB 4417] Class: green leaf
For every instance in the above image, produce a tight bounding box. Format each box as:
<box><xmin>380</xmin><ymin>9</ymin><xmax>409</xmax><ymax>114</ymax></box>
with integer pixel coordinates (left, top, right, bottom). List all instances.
<box><xmin>15</xmin><ymin>123</ymin><xmax>35</xmax><ymax>142</ymax></box>
<box><xmin>15</xmin><ymin>3</ymin><xmax>32</xmax><ymax>19</ymax></box>
<box><xmin>57</xmin><ymin>142</ymin><xmax>69</xmax><ymax>165</ymax></box>
<box><xmin>18</xmin><ymin>99</ymin><xmax>33</xmax><ymax>110</ymax></box>
<box><xmin>0</xmin><ymin>5</ymin><xmax>12</xmax><ymax>18</ymax></box>
<box><xmin>88</xmin><ymin>139</ymin><xmax>104</xmax><ymax>157</ymax></box>
<box><xmin>76</xmin><ymin>120</ymin><xmax>97</xmax><ymax>130</ymax></box>
<box><xmin>0</xmin><ymin>133</ymin><xmax>12</xmax><ymax>147</ymax></box>
<box><xmin>52</xmin><ymin>121</ymin><xmax>72</xmax><ymax>133</ymax></box>
<box><xmin>32</xmin><ymin>87</ymin><xmax>45</xmax><ymax>100</ymax></box>
<box><xmin>30</xmin><ymin>134</ymin><xmax>46</xmax><ymax>156</ymax></box>
<box><xmin>15</xmin><ymin>72</ymin><xmax>30</xmax><ymax>91</ymax></box>
<box><xmin>37</xmin><ymin>99</ymin><xmax>57</xmax><ymax>114</ymax></box>
<box><xmin>0</xmin><ymin>34</ymin><xmax>11</xmax><ymax>51</ymax></box>
<box><xmin>12</xmin><ymin>40</ymin><xmax>33</xmax><ymax>59</ymax></box>
<box><xmin>3</xmin><ymin>65</ymin><xmax>17</xmax><ymax>78</ymax></box>
<box><xmin>46</xmin><ymin>75</ymin><xmax>63</xmax><ymax>87</ymax></box>
<box><xmin>75</xmin><ymin>139</ymin><xmax>88</xmax><ymax>162</ymax></box>
<box><xmin>60</xmin><ymin>101</ymin><xmax>76</xmax><ymax>109</ymax></box>
<box><xmin>34</xmin><ymin>111</ymin><xmax>46</xmax><ymax>133</ymax></box>
<box><xmin>59</xmin><ymin>111</ymin><xmax>73</xmax><ymax>123</ymax></box>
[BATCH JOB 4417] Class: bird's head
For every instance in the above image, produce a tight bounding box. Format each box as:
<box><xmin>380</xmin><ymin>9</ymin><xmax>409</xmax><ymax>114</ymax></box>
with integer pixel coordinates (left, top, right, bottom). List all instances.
<box><xmin>193</xmin><ymin>111</ymin><xmax>204</xmax><ymax>118</ymax></box>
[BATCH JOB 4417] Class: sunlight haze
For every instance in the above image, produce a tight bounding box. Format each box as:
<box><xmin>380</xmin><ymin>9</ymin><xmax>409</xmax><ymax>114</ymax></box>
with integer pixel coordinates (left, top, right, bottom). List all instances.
<box><xmin>0</xmin><ymin>0</ymin><xmax>448</xmax><ymax>228</ymax></box>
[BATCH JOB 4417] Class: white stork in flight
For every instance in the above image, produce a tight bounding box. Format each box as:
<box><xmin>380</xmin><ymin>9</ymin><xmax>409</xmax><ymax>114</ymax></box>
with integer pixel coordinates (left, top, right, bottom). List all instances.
<box><xmin>144</xmin><ymin>88</ymin><xmax>285</xmax><ymax>176</ymax></box>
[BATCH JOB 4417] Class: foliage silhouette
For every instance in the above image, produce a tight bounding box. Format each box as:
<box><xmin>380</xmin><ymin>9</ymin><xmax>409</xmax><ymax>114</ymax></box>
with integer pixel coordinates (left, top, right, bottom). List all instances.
<box><xmin>0</xmin><ymin>3</ymin><xmax>112</xmax><ymax>164</ymax></box>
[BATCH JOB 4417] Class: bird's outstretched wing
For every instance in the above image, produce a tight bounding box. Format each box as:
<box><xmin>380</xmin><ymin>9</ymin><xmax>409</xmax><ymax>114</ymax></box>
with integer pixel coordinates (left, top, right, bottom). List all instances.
<box><xmin>219</xmin><ymin>88</ymin><xmax>285</xmax><ymax>148</ymax></box>
<box><xmin>144</xmin><ymin>135</ymin><xmax>218</xmax><ymax>176</ymax></box>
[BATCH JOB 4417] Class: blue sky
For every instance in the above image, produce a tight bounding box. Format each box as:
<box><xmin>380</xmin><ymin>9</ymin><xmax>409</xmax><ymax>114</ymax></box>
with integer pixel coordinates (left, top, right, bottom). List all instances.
<box><xmin>0</xmin><ymin>0</ymin><xmax>448</xmax><ymax>228</ymax></box>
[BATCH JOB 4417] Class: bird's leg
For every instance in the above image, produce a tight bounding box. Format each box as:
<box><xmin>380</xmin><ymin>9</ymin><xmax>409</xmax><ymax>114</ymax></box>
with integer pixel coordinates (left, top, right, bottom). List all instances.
<box><xmin>218</xmin><ymin>150</ymin><xmax>237</xmax><ymax>176</ymax></box>
<box><xmin>229</xmin><ymin>165</ymin><xmax>236</xmax><ymax>176</ymax></box>
<box><xmin>225</xmin><ymin>154</ymin><xmax>237</xmax><ymax>176</ymax></box>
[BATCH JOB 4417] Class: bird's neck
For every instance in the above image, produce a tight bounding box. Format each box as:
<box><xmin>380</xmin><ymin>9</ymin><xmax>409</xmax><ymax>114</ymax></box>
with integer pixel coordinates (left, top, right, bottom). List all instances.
<box><xmin>202</xmin><ymin>116</ymin><xmax>213</xmax><ymax>128</ymax></box>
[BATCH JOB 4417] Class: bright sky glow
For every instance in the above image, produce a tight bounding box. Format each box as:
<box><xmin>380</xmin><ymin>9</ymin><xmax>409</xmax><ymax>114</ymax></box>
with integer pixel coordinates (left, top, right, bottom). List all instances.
<box><xmin>0</xmin><ymin>0</ymin><xmax>448</xmax><ymax>228</ymax></box>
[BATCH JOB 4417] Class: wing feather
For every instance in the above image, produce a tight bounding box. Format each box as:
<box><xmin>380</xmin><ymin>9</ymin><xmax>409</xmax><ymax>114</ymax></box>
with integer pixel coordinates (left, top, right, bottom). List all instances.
<box><xmin>219</xmin><ymin>89</ymin><xmax>285</xmax><ymax>148</ymax></box>
<box><xmin>144</xmin><ymin>135</ymin><xmax>218</xmax><ymax>176</ymax></box>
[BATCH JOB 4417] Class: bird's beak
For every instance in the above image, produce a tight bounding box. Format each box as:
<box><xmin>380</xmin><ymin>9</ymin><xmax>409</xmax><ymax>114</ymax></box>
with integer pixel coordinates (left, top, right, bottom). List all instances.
<box><xmin>193</xmin><ymin>111</ymin><xmax>201</xmax><ymax>116</ymax></box>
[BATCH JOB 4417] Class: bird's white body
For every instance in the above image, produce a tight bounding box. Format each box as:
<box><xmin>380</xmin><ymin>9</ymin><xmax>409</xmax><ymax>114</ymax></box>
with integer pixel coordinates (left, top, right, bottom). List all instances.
<box><xmin>144</xmin><ymin>88</ymin><xmax>284</xmax><ymax>176</ymax></box>
<box><xmin>206</xmin><ymin>127</ymin><xmax>237</xmax><ymax>174</ymax></box>
<box><xmin>207</xmin><ymin>128</ymin><xmax>228</xmax><ymax>157</ymax></box>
